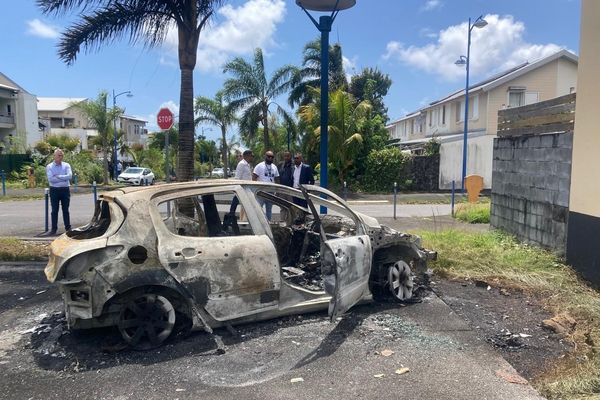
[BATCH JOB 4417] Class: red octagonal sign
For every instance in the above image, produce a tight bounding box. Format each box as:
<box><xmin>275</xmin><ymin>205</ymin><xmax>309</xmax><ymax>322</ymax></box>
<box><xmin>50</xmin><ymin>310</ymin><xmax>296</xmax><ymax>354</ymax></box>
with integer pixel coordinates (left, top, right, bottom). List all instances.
<box><xmin>157</xmin><ymin>107</ymin><xmax>174</xmax><ymax>130</ymax></box>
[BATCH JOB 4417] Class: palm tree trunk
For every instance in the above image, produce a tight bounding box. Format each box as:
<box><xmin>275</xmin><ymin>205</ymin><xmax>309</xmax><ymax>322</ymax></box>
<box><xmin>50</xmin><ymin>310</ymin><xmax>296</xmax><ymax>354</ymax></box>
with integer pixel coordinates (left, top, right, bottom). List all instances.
<box><xmin>178</xmin><ymin>67</ymin><xmax>194</xmax><ymax>182</ymax></box>
<box><xmin>263</xmin><ymin>104</ymin><xmax>270</xmax><ymax>150</ymax></box>
<box><xmin>221</xmin><ymin>125</ymin><xmax>228</xmax><ymax>179</ymax></box>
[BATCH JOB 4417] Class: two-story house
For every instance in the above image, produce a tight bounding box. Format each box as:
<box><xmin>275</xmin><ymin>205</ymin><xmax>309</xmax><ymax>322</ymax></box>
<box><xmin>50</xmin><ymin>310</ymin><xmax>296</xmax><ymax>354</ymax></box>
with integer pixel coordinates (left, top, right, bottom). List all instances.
<box><xmin>0</xmin><ymin>72</ymin><xmax>39</xmax><ymax>153</ymax></box>
<box><xmin>386</xmin><ymin>49</ymin><xmax>578</xmax><ymax>189</ymax></box>
<box><xmin>38</xmin><ymin>98</ymin><xmax>148</xmax><ymax>153</ymax></box>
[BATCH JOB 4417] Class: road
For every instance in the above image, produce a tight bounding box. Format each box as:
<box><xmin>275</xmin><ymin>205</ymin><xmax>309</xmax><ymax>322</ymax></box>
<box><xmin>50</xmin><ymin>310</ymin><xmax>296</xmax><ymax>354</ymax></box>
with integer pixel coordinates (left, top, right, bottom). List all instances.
<box><xmin>0</xmin><ymin>193</ymin><xmax>451</xmax><ymax>237</ymax></box>
<box><xmin>0</xmin><ymin>262</ymin><xmax>543</xmax><ymax>400</ymax></box>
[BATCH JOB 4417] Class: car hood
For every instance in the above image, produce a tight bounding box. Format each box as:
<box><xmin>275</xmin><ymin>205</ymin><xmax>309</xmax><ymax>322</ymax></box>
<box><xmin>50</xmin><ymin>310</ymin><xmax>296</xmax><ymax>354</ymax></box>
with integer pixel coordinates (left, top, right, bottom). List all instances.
<box><xmin>119</xmin><ymin>173</ymin><xmax>142</xmax><ymax>178</ymax></box>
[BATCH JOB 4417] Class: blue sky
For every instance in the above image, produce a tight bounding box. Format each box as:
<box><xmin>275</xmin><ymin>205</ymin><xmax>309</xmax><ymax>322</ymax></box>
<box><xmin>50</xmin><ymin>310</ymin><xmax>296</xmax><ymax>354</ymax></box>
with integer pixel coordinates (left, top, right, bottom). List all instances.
<box><xmin>3</xmin><ymin>0</ymin><xmax>581</xmax><ymax>142</ymax></box>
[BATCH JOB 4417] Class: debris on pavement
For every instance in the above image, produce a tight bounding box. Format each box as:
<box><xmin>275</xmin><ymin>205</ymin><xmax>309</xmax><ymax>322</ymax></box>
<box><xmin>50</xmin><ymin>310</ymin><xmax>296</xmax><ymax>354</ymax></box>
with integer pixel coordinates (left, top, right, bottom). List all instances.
<box><xmin>542</xmin><ymin>313</ymin><xmax>576</xmax><ymax>335</ymax></box>
<box><xmin>395</xmin><ymin>367</ymin><xmax>410</xmax><ymax>375</ymax></box>
<box><xmin>290</xmin><ymin>377</ymin><xmax>304</xmax><ymax>383</ymax></box>
<box><xmin>380</xmin><ymin>349</ymin><xmax>394</xmax><ymax>357</ymax></box>
<box><xmin>487</xmin><ymin>330</ymin><xmax>527</xmax><ymax>350</ymax></box>
<box><xmin>495</xmin><ymin>369</ymin><xmax>529</xmax><ymax>385</ymax></box>
<box><xmin>373</xmin><ymin>374</ymin><xmax>385</xmax><ymax>378</ymax></box>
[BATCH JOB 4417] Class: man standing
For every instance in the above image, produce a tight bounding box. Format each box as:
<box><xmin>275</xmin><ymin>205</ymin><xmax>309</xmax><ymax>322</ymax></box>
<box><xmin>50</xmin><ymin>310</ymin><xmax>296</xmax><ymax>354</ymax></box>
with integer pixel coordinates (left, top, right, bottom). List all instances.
<box><xmin>46</xmin><ymin>148</ymin><xmax>72</xmax><ymax>235</ymax></box>
<box><xmin>229</xmin><ymin>150</ymin><xmax>254</xmax><ymax>216</ymax></box>
<box><xmin>292</xmin><ymin>153</ymin><xmax>315</xmax><ymax>207</ymax></box>
<box><xmin>252</xmin><ymin>150</ymin><xmax>279</xmax><ymax>220</ymax></box>
<box><xmin>278</xmin><ymin>151</ymin><xmax>293</xmax><ymax>188</ymax></box>
<box><xmin>116</xmin><ymin>161</ymin><xmax>123</xmax><ymax>177</ymax></box>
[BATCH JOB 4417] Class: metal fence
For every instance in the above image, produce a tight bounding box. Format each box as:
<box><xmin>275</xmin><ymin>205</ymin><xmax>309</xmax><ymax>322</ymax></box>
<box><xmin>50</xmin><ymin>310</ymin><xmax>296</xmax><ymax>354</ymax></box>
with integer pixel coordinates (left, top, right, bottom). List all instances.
<box><xmin>0</xmin><ymin>154</ymin><xmax>32</xmax><ymax>173</ymax></box>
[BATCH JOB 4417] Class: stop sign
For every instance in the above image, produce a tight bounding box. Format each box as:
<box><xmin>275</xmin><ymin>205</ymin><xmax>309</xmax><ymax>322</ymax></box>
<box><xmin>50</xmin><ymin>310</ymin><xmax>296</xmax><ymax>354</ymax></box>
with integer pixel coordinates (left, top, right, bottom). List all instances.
<box><xmin>157</xmin><ymin>107</ymin><xmax>174</xmax><ymax>130</ymax></box>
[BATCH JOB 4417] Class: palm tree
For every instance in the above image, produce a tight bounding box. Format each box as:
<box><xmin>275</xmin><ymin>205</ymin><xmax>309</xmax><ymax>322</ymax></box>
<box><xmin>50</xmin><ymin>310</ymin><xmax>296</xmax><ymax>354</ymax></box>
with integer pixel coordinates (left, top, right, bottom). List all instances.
<box><xmin>72</xmin><ymin>91</ymin><xmax>121</xmax><ymax>184</ymax></box>
<box><xmin>37</xmin><ymin>0</ymin><xmax>222</xmax><ymax>183</ymax></box>
<box><xmin>298</xmin><ymin>89</ymin><xmax>370</xmax><ymax>184</ymax></box>
<box><xmin>223</xmin><ymin>48</ymin><xmax>296</xmax><ymax>150</ymax></box>
<box><xmin>194</xmin><ymin>91</ymin><xmax>236</xmax><ymax>178</ymax></box>
<box><xmin>289</xmin><ymin>39</ymin><xmax>348</xmax><ymax>108</ymax></box>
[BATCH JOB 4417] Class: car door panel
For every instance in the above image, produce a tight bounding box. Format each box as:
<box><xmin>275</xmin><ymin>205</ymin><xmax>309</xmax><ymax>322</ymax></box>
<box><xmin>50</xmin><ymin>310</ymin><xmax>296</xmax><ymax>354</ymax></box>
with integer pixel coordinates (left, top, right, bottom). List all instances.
<box><xmin>150</xmin><ymin>188</ymin><xmax>281</xmax><ymax>321</ymax></box>
<box><xmin>322</xmin><ymin>235</ymin><xmax>372</xmax><ymax>319</ymax></box>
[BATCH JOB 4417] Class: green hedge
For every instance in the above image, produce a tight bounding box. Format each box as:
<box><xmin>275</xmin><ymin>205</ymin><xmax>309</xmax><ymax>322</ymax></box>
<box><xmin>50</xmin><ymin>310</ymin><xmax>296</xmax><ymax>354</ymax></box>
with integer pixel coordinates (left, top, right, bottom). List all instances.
<box><xmin>360</xmin><ymin>147</ymin><xmax>412</xmax><ymax>192</ymax></box>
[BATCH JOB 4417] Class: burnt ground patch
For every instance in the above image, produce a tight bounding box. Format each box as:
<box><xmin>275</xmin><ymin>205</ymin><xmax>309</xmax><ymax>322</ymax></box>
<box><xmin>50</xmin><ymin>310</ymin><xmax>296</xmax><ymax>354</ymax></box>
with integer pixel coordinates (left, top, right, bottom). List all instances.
<box><xmin>0</xmin><ymin>263</ymin><xmax>53</xmax><ymax>313</ymax></box>
<box><xmin>432</xmin><ymin>279</ymin><xmax>572</xmax><ymax>380</ymax></box>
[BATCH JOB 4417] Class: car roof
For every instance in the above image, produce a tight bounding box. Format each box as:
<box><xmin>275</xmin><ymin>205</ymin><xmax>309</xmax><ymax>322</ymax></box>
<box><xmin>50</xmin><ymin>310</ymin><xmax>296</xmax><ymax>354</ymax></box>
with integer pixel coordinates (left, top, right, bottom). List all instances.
<box><xmin>101</xmin><ymin>180</ymin><xmax>281</xmax><ymax>202</ymax></box>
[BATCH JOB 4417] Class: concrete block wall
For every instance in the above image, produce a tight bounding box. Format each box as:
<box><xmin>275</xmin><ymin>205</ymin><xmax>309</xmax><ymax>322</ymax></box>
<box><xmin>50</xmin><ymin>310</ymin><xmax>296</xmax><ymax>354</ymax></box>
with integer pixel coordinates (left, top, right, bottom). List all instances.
<box><xmin>490</xmin><ymin>132</ymin><xmax>573</xmax><ymax>255</ymax></box>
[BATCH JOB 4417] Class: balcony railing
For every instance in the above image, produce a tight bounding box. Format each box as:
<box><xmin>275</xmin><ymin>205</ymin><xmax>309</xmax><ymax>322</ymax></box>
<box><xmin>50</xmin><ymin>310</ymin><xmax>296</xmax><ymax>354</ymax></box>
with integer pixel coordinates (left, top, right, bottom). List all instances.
<box><xmin>0</xmin><ymin>115</ymin><xmax>15</xmax><ymax>125</ymax></box>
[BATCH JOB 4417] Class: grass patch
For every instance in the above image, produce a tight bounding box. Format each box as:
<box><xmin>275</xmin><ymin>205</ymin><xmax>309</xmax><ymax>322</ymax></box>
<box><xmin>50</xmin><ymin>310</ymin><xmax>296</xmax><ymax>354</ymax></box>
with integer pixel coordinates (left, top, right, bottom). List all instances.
<box><xmin>0</xmin><ymin>194</ymin><xmax>46</xmax><ymax>202</ymax></box>
<box><xmin>453</xmin><ymin>202</ymin><xmax>490</xmax><ymax>224</ymax></box>
<box><xmin>419</xmin><ymin>229</ymin><xmax>600</xmax><ymax>400</ymax></box>
<box><xmin>0</xmin><ymin>237</ymin><xmax>49</xmax><ymax>261</ymax></box>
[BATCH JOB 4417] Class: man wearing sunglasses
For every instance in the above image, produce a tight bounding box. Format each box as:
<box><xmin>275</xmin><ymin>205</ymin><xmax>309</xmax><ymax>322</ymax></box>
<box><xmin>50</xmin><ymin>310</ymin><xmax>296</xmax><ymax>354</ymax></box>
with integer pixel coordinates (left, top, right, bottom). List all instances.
<box><xmin>252</xmin><ymin>150</ymin><xmax>280</xmax><ymax>220</ymax></box>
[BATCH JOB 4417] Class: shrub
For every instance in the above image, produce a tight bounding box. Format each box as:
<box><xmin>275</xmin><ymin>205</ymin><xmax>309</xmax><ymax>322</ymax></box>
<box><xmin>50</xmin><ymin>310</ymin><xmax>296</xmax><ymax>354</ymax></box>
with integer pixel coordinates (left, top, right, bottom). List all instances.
<box><xmin>360</xmin><ymin>147</ymin><xmax>412</xmax><ymax>192</ymax></box>
<box><xmin>454</xmin><ymin>203</ymin><xmax>490</xmax><ymax>224</ymax></box>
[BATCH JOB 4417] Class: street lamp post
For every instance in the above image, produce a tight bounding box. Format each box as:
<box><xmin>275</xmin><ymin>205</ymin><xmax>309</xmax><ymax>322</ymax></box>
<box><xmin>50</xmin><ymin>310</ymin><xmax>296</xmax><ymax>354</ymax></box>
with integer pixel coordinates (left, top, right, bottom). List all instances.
<box><xmin>455</xmin><ymin>15</ymin><xmax>487</xmax><ymax>192</ymax></box>
<box><xmin>297</xmin><ymin>0</ymin><xmax>355</xmax><ymax>213</ymax></box>
<box><xmin>112</xmin><ymin>90</ymin><xmax>133</xmax><ymax>181</ymax></box>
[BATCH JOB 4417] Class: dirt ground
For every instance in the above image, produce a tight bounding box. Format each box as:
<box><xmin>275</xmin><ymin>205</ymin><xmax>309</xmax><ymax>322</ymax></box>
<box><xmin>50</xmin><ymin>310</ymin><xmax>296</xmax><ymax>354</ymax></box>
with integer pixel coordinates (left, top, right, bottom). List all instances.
<box><xmin>381</xmin><ymin>217</ymin><xmax>572</xmax><ymax>381</ymax></box>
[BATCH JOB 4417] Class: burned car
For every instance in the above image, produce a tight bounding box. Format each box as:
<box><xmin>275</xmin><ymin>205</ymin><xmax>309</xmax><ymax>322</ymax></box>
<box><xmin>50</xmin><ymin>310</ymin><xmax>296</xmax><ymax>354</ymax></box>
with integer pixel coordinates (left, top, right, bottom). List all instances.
<box><xmin>45</xmin><ymin>181</ymin><xmax>435</xmax><ymax>349</ymax></box>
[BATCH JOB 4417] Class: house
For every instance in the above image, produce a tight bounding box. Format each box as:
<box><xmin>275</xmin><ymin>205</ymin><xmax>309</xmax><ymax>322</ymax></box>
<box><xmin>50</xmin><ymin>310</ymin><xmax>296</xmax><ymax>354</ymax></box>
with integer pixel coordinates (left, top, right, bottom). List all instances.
<box><xmin>37</xmin><ymin>98</ymin><xmax>148</xmax><ymax>152</ymax></box>
<box><xmin>0</xmin><ymin>72</ymin><xmax>39</xmax><ymax>153</ymax></box>
<box><xmin>37</xmin><ymin>97</ymin><xmax>96</xmax><ymax>150</ymax></box>
<box><xmin>386</xmin><ymin>49</ymin><xmax>578</xmax><ymax>189</ymax></box>
<box><xmin>119</xmin><ymin>115</ymin><xmax>148</xmax><ymax>149</ymax></box>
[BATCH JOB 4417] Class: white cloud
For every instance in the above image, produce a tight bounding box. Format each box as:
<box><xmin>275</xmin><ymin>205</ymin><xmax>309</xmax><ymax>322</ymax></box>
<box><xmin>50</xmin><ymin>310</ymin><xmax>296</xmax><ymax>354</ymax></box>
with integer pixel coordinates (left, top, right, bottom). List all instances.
<box><xmin>421</xmin><ymin>0</ymin><xmax>443</xmax><ymax>12</ymax></box>
<box><xmin>342</xmin><ymin>55</ymin><xmax>358</xmax><ymax>82</ymax></box>
<box><xmin>419</xmin><ymin>27</ymin><xmax>438</xmax><ymax>39</ymax></box>
<box><xmin>162</xmin><ymin>0</ymin><xmax>286</xmax><ymax>72</ymax></box>
<box><xmin>26</xmin><ymin>19</ymin><xmax>60</xmax><ymax>39</ymax></box>
<box><xmin>383</xmin><ymin>14</ymin><xmax>566</xmax><ymax>82</ymax></box>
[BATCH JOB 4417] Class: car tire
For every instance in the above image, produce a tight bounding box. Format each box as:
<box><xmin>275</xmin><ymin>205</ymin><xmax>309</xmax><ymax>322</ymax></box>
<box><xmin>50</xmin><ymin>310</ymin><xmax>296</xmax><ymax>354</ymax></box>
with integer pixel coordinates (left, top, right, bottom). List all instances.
<box><xmin>118</xmin><ymin>293</ymin><xmax>176</xmax><ymax>350</ymax></box>
<box><xmin>371</xmin><ymin>260</ymin><xmax>414</xmax><ymax>302</ymax></box>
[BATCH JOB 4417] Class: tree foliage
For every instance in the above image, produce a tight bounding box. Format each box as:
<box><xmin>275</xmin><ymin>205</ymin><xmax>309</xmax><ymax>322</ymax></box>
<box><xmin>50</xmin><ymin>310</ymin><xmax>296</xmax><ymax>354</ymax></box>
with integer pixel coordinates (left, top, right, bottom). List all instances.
<box><xmin>349</xmin><ymin>68</ymin><xmax>392</xmax><ymax>122</ymax></box>
<box><xmin>289</xmin><ymin>39</ymin><xmax>348</xmax><ymax>108</ymax></box>
<box><xmin>222</xmin><ymin>48</ymin><xmax>296</xmax><ymax>151</ymax></box>
<box><xmin>71</xmin><ymin>91</ymin><xmax>120</xmax><ymax>184</ymax></box>
<box><xmin>195</xmin><ymin>91</ymin><xmax>236</xmax><ymax>178</ymax></box>
<box><xmin>37</xmin><ymin>0</ymin><xmax>222</xmax><ymax>182</ymax></box>
<box><xmin>361</xmin><ymin>147</ymin><xmax>412</xmax><ymax>192</ymax></box>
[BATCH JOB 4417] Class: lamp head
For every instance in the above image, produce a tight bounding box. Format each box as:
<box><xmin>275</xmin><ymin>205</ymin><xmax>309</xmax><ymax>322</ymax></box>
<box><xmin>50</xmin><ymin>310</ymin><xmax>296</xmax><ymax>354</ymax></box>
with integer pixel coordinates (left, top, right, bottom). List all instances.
<box><xmin>126</xmin><ymin>92</ymin><xmax>133</xmax><ymax>98</ymax></box>
<box><xmin>296</xmin><ymin>0</ymin><xmax>356</xmax><ymax>11</ymax></box>
<box><xmin>473</xmin><ymin>18</ymin><xmax>488</xmax><ymax>29</ymax></box>
<box><xmin>455</xmin><ymin>56</ymin><xmax>467</xmax><ymax>66</ymax></box>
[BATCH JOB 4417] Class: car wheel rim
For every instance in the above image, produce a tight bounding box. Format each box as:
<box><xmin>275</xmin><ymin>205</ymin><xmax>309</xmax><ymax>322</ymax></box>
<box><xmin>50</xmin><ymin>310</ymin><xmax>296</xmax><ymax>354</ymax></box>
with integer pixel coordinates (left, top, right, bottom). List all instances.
<box><xmin>118</xmin><ymin>294</ymin><xmax>176</xmax><ymax>350</ymax></box>
<box><xmin>388</xmin><ymin>261</ymin><xmax>413</xmax><ymax>300</ymax></box>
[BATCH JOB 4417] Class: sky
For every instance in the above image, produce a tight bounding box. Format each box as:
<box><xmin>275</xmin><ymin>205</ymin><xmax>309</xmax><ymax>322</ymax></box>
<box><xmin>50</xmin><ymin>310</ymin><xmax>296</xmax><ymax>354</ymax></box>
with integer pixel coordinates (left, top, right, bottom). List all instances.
<box><xmin>2</xmin><ymin>0</ymin><xmax>581</xmax><ymax>142</ymax></box>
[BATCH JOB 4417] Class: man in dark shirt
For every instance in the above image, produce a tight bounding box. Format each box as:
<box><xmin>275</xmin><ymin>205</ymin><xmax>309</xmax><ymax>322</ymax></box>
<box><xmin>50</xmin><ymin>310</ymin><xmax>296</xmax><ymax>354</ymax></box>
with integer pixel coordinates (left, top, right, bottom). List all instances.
<box><xmin>278</xmin><ymin>151</ymin><xmax>293</xmax><ymax>188</ymax></box>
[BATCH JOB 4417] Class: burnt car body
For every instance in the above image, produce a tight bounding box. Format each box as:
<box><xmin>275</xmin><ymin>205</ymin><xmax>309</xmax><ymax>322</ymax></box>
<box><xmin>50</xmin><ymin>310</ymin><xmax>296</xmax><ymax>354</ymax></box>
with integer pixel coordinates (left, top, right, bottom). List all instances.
<box><xmin>45</xmin><ymin>181</ymin><xmax>435</xmax><ymax>349</ymax></box>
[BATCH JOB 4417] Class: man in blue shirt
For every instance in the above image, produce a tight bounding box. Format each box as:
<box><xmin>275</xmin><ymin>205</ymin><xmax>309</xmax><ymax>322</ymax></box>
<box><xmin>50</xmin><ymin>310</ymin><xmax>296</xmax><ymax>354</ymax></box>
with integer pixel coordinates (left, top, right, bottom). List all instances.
<box><xmin>46</xmin><ymin>148</ymin><xmax>72</xmax><ymax>235</ymax></box>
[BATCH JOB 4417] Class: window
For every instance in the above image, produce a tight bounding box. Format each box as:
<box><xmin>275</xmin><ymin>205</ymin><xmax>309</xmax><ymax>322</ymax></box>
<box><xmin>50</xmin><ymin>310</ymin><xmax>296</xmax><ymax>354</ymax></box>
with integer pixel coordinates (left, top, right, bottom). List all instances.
<box><xmin>441</xmin><ymin>105</ymin><xmax>446</xmax><ymax>125</ymax></box>
<box><xmin>6</xmin><ymin>105</ymin><xmax>11</xmax><ymax>116</ymax></box>
<box><xmin>508</xmin><ymin>90</ymin><xmax>525</xmax><ymax>108</ymax></box>
<box><xmin>456</xmin><ymin>101</ymin><xmax>465</xmax><ymax>122</ymax></box>
<box><xmin>159</xmin><ymin>192</ymin><xmax>254</xmax><ymax>237</ymax></box>
<box><xmin>472</xmin><ymin>95</ymin><xmax>479</xmax><ymax>120</ymax></box>
<box><xmin>428</xmin><ymin>111</ymin><xmax>432</xmax><ymax>127</ymax></box>
<box><xmin>525</xmin><ymin>92</ymin><xmax>539</xmax><ymax>105</ymax></box>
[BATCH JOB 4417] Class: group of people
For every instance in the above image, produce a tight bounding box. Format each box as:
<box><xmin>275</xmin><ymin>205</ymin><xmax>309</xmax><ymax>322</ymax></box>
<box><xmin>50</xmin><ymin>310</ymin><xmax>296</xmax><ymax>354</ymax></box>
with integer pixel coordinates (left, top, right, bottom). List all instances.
<box><xmin>231</xmin><ymin>149</ymin><xmax>315</xmax><ymax>220</ymax></box>
<box><xmin>44</xmin><ymin>147</ymin><xmax>316</xmax><ymax>235</ymax></box>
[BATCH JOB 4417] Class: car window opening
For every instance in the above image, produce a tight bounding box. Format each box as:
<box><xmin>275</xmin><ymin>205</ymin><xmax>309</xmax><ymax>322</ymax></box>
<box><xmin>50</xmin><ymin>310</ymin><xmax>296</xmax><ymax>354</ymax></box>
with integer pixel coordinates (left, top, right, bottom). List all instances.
<box><xmin>67</xmin><ymin>200</ymin><xmax>112</xmax><ymax>239</ymax></box>
<box><xmin>160</xmin><ymin>192</ymin><xmax>254</xmax><ymax>238</ymax></box>
<box><xmin>255</xmin><ymin>190</ymin><xmax>358</xmax><ymax>292</ymax></box>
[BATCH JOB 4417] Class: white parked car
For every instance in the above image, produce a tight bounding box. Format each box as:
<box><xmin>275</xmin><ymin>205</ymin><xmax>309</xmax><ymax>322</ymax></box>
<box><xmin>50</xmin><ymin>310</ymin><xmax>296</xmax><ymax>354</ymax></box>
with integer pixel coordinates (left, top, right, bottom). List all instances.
<box><xmin>211</xmin><ymin>167</ymin><xmax>224</xmax><ymax>178</ymax></box>
<box><xmin>117</xmin><ymin>167</ymin><xmax>154</xmax><ymax>185</ymax></box>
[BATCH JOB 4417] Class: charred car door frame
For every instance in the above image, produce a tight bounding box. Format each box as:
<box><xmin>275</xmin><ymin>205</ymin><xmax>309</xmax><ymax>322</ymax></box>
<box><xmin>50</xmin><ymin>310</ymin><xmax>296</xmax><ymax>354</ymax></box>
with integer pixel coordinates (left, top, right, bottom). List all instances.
<box><xmin>149</xmin><ymin>186</ymin><xmax>281</xmax><ymax>322</ymax></box>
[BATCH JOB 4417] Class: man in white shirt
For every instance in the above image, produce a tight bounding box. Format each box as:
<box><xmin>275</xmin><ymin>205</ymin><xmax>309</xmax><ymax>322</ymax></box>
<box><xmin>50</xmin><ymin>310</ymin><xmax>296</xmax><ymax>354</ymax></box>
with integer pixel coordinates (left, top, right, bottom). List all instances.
<box><xmin>229</xmin><ymin>150</ymin><xmax>254</xmax><ymax>217</ymax></box>
<box><xmin>46</xmin><ymin>148</ymin><xmax>73</xmax><ymax>235</ymax></box>
<box><xmin>252</xmin><ymin>150</ymin><xmax>279</xmax><ymax>220</ymax></box>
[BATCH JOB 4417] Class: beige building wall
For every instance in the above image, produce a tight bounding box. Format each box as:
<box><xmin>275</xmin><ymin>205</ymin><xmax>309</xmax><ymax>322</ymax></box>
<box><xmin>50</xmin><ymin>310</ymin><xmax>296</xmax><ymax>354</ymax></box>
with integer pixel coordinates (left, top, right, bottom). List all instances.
<box><xmin>570</xmin><ymin>2</ymin><xmax>600</xmax><ymax>218</ymax></box>
<box><xmin>486</xmin><ymin>60</ymin><xmax>564</xmax><ymax>135</ymax></box>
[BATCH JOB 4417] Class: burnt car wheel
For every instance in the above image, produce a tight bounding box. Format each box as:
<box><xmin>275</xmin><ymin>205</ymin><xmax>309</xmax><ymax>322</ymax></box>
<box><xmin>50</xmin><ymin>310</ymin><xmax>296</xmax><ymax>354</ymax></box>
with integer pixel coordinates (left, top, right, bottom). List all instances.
<box><xmin>118</xmin><ymin>294</ymin><xmax>176</xmax><ymax>350</ymax></box>
<box><xmin>387</xmin><ymin>260</ymin><xmax>414</xmax><ymax>301</ymax></box>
